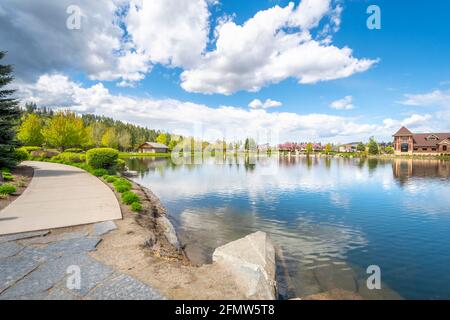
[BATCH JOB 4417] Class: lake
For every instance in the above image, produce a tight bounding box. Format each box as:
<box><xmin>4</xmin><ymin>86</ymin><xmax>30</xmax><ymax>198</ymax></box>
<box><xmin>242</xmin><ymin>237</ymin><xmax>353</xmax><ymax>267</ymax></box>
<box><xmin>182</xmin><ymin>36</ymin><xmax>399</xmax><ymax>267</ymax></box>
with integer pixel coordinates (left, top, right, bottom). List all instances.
<box><xmin>126</xmin><ymin>155</ymin><xmax>450</xmax><ymax>299</ymax></box>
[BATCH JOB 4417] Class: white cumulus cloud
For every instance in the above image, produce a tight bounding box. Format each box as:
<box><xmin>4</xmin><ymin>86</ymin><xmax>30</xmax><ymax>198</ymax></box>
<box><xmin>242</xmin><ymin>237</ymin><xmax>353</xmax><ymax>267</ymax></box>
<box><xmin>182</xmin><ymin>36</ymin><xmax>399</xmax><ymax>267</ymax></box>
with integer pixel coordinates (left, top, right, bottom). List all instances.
<box><xmin>330</xmin><ymin>96</ymin><xmax>354</xmax><ymax>110</ymax></box>
<box><xmin>180</xmin><ymin>1</ymin><xmax>377</xmax><ymax>95</ymax></box>
<box><xmin>248</xmin><ymin>99</ymin><xmax>283</xmax><ymax>109</ymax></box>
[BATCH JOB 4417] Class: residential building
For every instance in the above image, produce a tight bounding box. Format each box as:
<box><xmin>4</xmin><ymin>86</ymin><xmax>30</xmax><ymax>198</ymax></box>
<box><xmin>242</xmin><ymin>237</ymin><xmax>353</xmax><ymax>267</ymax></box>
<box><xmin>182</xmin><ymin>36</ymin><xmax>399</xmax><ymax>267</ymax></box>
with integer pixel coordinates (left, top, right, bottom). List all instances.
<box><xmin>137</xmin><ymin>142</ymin><xmax>169</xmax><ymax>153</ymax></box>
<box><xmin>393</xmin><ymin>127</ymin><xmax>450</xmax><ymax>155</ymax></box>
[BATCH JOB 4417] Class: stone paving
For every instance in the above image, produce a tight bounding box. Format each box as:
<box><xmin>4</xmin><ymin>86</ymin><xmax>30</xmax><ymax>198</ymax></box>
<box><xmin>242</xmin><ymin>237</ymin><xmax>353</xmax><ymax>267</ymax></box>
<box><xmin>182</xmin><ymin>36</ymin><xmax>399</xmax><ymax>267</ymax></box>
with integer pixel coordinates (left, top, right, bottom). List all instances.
<box><xmin>0</xmin><ymin>222</ymin><xmax>164</xmax><ymax>300</ymax></box>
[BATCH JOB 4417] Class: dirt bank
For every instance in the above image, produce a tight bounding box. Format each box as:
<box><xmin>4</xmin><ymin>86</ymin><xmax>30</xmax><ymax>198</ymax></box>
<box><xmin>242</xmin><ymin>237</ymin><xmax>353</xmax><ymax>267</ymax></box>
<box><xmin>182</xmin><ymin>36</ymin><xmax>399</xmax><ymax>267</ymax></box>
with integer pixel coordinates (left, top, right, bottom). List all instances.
<box><xmin>91</xmin><ymin>176</ymin><xmax>248</xmax><ymax>300</ymax></box>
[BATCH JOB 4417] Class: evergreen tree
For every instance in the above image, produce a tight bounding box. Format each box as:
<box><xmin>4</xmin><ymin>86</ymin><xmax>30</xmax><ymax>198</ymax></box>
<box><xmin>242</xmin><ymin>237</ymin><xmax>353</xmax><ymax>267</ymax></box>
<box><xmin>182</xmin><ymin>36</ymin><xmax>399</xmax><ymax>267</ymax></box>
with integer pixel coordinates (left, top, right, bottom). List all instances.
<box><xmin>0</xmin><ymin>51</ymin><xmax>22</xmax><ymax>168</ymax></box>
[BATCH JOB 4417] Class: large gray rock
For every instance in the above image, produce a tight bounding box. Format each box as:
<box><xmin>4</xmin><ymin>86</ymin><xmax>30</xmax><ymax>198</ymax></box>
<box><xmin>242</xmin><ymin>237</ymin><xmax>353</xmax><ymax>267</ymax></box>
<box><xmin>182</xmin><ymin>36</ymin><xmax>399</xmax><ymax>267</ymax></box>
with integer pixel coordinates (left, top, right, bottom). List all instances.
<box><xmin>212</xmin><ymin>231</ymin><xmax>276</xmax><ymax>300</ymax></box>
<box><xmin>156</xmin><ymin>216</ymin><xmax>180</xmax><ymax>250</ymax></box>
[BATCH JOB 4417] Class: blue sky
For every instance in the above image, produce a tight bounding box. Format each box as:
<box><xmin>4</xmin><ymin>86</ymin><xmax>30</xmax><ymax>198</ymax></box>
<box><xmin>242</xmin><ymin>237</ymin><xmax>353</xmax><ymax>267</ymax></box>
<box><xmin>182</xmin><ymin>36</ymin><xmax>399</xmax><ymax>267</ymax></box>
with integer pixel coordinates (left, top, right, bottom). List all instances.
<box><xmin>2</xmin><ymin>0</ymin><xmax>450</xmax><ymax>143</ymax></box>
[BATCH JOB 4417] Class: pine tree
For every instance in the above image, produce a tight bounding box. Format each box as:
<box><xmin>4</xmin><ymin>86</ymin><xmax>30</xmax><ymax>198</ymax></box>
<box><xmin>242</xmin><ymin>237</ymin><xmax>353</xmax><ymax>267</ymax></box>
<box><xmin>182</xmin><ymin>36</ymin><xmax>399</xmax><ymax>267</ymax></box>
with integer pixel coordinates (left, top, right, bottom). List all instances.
<box><xmin>0</xmin><ymin>51</ymin><xmax>22</xmax><ymax>168</ymax></box>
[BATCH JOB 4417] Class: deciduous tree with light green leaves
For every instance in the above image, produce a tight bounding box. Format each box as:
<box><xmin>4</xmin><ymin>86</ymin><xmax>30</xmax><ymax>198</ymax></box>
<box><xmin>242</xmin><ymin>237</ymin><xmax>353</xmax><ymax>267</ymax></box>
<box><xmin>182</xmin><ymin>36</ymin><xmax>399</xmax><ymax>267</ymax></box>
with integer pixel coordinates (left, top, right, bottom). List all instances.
<box><xmin>325</xmin><ymin>143</ymin><xmax>332</xmax><ymax>154</ymax></box>
<box><xmin>17</xmin><ymin>113</ymin><xmax>44</xmax><ymax>146</ymax></box>
<box><xmin>41</xmin><ymin>111</ymin><xmax>87</xmax><ymax>150</ymax></box>
<box><xmin>156</xmin><ymin>133</ymin><xmax>170</xmax><ymax>146</ymax></box>
<box><xmin>367</xmin><ymin>137</ymin><xmax>380</xmax><ymax>155</ymax></box>
<box><xmin>306</xmin><ymin>143</ymin><xmax>313</xmax><ymax>154</ymax></box>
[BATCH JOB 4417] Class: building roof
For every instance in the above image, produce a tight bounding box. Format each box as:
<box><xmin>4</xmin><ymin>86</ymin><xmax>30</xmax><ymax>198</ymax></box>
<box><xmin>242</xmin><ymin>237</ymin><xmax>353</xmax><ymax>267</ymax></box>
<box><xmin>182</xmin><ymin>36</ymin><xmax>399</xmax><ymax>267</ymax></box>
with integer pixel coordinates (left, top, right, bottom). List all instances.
<box><xmin>413</xmin><ymin>133</ymin><xmax>450</xmax><ymax>147</ymax></box>
<box><xmin>393</xmin><ymin>126</ymin><xmax>413</xmax><ymax>136</ymax></box>
<box><xmin>139</xmin><ymin>142</ymin><xmax>169</xmax><ymax>149</ymax></box>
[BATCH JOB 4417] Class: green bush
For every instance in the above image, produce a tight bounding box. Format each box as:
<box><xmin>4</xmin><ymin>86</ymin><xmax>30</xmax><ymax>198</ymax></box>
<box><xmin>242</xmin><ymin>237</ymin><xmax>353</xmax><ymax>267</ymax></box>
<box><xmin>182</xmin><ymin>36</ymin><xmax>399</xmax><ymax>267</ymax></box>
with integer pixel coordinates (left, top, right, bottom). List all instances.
<box><xmin>53</xmin><ymin>152</ymin><xmax>86</xmax><ymax>163</ymax></box>
<box><xmin>86</xmin><ymin>148</ymin><xmax>119</xmax><ymax>169</ymax></box>
<box><xmin>64</xmin><ymin>148</ymin><xmax>84</xmax><ymax>153</ymax></box>
<box><xmin>115</xmin><ymin>158</ymin><xmax>126</xmax><ymax>171</ymax></box>
<box><xmin>131</xmin><ymin>202</ymin><xmax>142</xmax><ymax>212</ymax></box>
<box><xmin>104</xmin><ymin>175</ymin><xmax>118</xmax><ymax>183</ymax></box>
<box><xmin>2</xmin><ymin>173</ymin><xmax>13</xmax><ymax>181</ymax></box>
<box><xmin>1</xmin><ymin>168</ymin><xmax>11</xmax><ymax>174</ymax></box>
<box><xmin>91</xmin><ymin>168</ymin><xmax>109</xmax><ymax>177</ymax></box>
<box><xmin>121</xmin><ymin>191</ymin><xmax>140</xmax><ymax>205</ymax></box>
<box><xmin>0</xmin><ymin>183</ymin><xmax>16</xmax><ymax>195</ymax></box>
<box><xmin>113</xmin><ymin>178</ymin><xmax>132</xmax><ymax>193</ymax></box>
<box><xmin>14</xmin><ymin>148</ymin><xmax>29</xmax><ymax>161</ymax></box>
<box><xmin>19</xmin><ymin>146</ymin><xmax>42</xmax><ymax>153</ymax></box>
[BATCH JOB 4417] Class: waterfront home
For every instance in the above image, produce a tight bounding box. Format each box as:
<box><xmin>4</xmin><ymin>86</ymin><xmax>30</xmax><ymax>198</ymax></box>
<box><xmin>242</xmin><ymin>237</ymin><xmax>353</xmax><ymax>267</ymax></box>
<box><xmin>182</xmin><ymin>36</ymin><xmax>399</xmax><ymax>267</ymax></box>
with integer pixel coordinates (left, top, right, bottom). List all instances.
<box><xmin>137</xmin><ymin>142</ymin><xmax>169</xmax><ymax>153</ymax></box>
<box><xmin>338</xmin><ymin>142</ymin><xmax>359</xmax><ymax>153</ymax></box>
<box><xmin>393</xmin><ymin>127</ymin><xmax>450</xmax><ymax>155</ymax></box>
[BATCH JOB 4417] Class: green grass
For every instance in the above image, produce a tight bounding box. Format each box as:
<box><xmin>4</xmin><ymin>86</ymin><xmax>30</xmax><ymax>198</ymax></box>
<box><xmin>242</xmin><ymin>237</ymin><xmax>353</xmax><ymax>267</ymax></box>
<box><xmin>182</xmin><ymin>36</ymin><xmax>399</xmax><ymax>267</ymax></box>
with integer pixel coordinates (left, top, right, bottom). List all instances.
<box><xmin>121</xmin><ymin>191</ymin><xmax>140</xmax><ymax>205</ymax></box>
<box><xmin>0</xmin><ymin>183</ymin><xmax>17</xmax><ymax>195</ymax></box>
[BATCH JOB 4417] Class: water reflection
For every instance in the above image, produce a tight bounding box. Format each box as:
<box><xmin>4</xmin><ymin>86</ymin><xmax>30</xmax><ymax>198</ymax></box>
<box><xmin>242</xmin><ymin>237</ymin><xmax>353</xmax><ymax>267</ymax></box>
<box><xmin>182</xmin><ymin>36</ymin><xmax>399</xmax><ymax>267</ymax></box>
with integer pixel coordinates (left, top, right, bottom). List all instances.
<box><xmin>126</xmin><ymin>156</ymin><xmax>450</xmax><ymax>299</ymax></box>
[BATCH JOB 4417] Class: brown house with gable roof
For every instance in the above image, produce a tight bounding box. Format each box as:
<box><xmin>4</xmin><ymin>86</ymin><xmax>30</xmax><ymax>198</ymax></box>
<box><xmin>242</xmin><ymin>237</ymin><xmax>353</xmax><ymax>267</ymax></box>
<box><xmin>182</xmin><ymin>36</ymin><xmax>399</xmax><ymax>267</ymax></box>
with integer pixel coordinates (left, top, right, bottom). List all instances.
<box><xmin>393</xmin><ymin>127</ymin><xmax>450</xmax><ymax>155</ymax></box>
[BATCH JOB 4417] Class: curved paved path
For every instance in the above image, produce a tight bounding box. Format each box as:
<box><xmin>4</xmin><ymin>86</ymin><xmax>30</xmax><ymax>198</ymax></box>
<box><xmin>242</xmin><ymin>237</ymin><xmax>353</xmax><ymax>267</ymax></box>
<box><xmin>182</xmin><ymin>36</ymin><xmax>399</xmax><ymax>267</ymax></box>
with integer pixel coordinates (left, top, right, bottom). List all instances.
<box><xmin>0</xmin><ymin>161</ymin><xmax>122</xmax><ymax>235</ymax></box>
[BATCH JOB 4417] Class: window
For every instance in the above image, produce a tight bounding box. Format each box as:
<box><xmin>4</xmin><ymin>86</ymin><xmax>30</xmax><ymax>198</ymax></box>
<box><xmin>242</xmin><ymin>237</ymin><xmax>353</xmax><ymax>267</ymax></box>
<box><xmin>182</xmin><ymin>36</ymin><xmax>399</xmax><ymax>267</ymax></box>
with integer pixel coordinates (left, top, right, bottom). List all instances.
<box><xmin>414</xmin><ymin>148</ymin><xmax>418</xmax><ymax>151</ymax></box>
<box><xmin>401</xmin><ymin>137</ymin><xmax>409</xmax><ymax>143</ymax></box>
<box><xmin>432</xmin><ymin>148</ymin><xmax>437</xmax><ymax>151</ymax></box>
<box><xmin>426</xmin><ymin>135</ymin><xmax>439</xmax><ymax>141</ymax></box>
<box><xmin>444</xmin><ymin>146</ymin><xmax>448</xmax><ymax>152</ymax></box>
<box><xmin>422</xmin><ymin>148</ymin><xmax>428</xmax><ymax>151</ymax></box>
<box><xmin>401</xmin><ymin>143</ymin><xmax>409</xmax><ymax>152</ymax></box>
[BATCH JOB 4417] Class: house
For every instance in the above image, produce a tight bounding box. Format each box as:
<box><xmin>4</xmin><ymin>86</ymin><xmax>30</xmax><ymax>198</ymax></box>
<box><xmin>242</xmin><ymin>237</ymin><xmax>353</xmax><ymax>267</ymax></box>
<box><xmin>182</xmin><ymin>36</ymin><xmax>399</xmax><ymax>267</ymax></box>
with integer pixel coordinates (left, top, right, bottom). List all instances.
<box><xmin>393</xmin><ymin>127</ymin><xmax>450</xmax><ymax>155</ymax></box>
<box><xmin>137</xmin><ymin>142</ymin><xmax>169</xmax><ymax>153</ymax></box>
<box><xmin>338</xmin><ymin>142</ymin><xmax>360</xmax><ymax>153</ymax></box>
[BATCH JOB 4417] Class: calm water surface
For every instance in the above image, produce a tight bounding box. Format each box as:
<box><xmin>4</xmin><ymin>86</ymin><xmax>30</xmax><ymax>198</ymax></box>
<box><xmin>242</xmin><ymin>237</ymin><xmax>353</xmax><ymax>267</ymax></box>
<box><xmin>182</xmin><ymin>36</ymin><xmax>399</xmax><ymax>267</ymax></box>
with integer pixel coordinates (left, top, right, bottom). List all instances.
<box><xmin>126</xmin><ymin>156</ymin><xmax>450</xmax><ymax>299</ymax></box>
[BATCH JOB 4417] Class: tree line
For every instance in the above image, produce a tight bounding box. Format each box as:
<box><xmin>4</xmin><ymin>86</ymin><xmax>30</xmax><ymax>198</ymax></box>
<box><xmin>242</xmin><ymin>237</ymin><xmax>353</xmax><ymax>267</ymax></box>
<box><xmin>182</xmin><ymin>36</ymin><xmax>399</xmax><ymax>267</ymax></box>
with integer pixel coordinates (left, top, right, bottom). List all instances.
<box><xmin>18</xmin><ymin>103</ymin><xmax>171</xmax><ymax>151</ymax></box>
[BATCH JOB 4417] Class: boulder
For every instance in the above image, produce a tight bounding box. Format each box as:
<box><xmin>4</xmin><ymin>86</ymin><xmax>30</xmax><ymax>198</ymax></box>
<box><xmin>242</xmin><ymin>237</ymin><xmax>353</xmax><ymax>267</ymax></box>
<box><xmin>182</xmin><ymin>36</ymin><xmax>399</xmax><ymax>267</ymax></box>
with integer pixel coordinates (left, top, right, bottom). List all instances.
<box><xmin>212</xmin><ymin>231</ymin><xmax>276</xmax><ymax>300</ymax></box>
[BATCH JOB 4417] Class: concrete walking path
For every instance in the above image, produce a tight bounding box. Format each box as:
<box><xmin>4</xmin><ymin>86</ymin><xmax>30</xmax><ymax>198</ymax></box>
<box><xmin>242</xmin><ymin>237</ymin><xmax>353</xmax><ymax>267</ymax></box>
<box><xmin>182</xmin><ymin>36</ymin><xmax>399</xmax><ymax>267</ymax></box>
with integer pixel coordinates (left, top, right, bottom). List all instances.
<box><xmin>0</xmin><ymin>161</ymin><xmax>122</xmax><ymax>235</ymax></box>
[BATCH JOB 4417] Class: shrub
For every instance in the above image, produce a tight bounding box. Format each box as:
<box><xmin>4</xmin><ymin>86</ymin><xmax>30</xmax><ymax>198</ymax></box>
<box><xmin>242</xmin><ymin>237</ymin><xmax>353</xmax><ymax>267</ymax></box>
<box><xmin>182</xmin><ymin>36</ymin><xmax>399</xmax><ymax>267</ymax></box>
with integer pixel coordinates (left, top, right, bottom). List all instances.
<box><xmin>1</xmin><ymin>168</ymin><xmax>11</xmax><ymax>174</ymax></box>
<box><xmin>113</xmin><ymin>178</ymin><xmax>132</xmax><ymax>193</ymax></box>
<box><xmin>64</xmin><ymin>148</ymin><xmax>84</xmax><ymax>153</ymax></box>
<box><xmin>0</xmin><ymin>183</ymin><xmax>16</xmax><ymax>195</ymax></box>
<box><xmin>115</xmin><ymin>158</ymin><xmax>126</xmax><ymax>172</ymax></box>
<box><xmin>86</xmin><ymin>148</ymin><xmax>119</xmax><ymax>169</ymax></box>
<box><xmin>14</xmin><ymin>148</ymin><xmax>29</xmax><ymax>161</ymax></box>
<box><xmin>19</xmin><ymin>146</ymin><xmax>42</xmax><ymax>153</ymax></box>
<box><xmin>121</xmin><ymin>191</ymin><xmax>140</xmax><ymax>205</ymax></box>
<box><xmin>104</xmin><ymin>175</ymin><xmax>118</xmax><ymax>183</ymax></box>
<box><xmin>131</xmin><ymin>202</ymin><xmax>142</xmax><ymax>212</ymax></box>
<box><xmin>54</xmin><ymin>152</ymin><xmax>86</xmax><ymax>163</ymax></box>
<box><xmin>2</xmin><ymin>173</ymin><xmax>13</xmax><ymax>181</ymax></box>
<box><xmin>91</xmin><ymin>168</ymin><xmax>109</xmax><ymax>177</ymax></box>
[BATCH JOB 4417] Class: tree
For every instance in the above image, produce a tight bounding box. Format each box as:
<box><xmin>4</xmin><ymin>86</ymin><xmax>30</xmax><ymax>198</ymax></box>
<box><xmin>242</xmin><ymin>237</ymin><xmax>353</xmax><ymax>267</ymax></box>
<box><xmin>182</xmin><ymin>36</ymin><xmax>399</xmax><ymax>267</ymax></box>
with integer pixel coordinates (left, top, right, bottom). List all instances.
<box><xmin>306</xmin><ymin>143</ymin><xmax>313</xmax><ymax>154</ymax></box>
<box><xmin>357</xmin><ymin>142</ymin><xmax>366</xmax><ymax>153</ymax></box>
<box><xmin>324</xmin><ymin>143</ymin><xmax>332</xmax><ymax>154</ymax></box>
<box><xmin>17</xmin><ymin>113</ymin><xmax>44</xmax><ymax>146</ymax></box>
<box><xmin>244</xmin><ymin>138</ymin><xmax>256</xmax><ymax>152</ymax></box>
<box><xmin>86</xmin><ymin>122</ymin><xmax>105</xmax><ymax>148</ymax></box>
<box><xmin>156</xmin><ymin>133</ymin><xmax>169</xmax><ymax>146</ymax></box>
<box><xmin>367</xmin><ymin>137</ymin><xmax>379</xmax><ymax>155</ymax></box>
<box><xmin>41</xmin><ymin>110</ymin><xmax>87</xmax><ymax>150</ymax></box>
<box><xmin>117</xmin><ymin>130</ymin><xmax>132</xmax><ymax>151</ymax></box>
<box><xmin>0</xmin><ymin>51</ymin><xmax>22</xmax><ymax>168</ymax></box>
<box><xmin>101</xmin><ymin>127</ymin><xmax>119</xmax><ymax>149</ymax></box>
